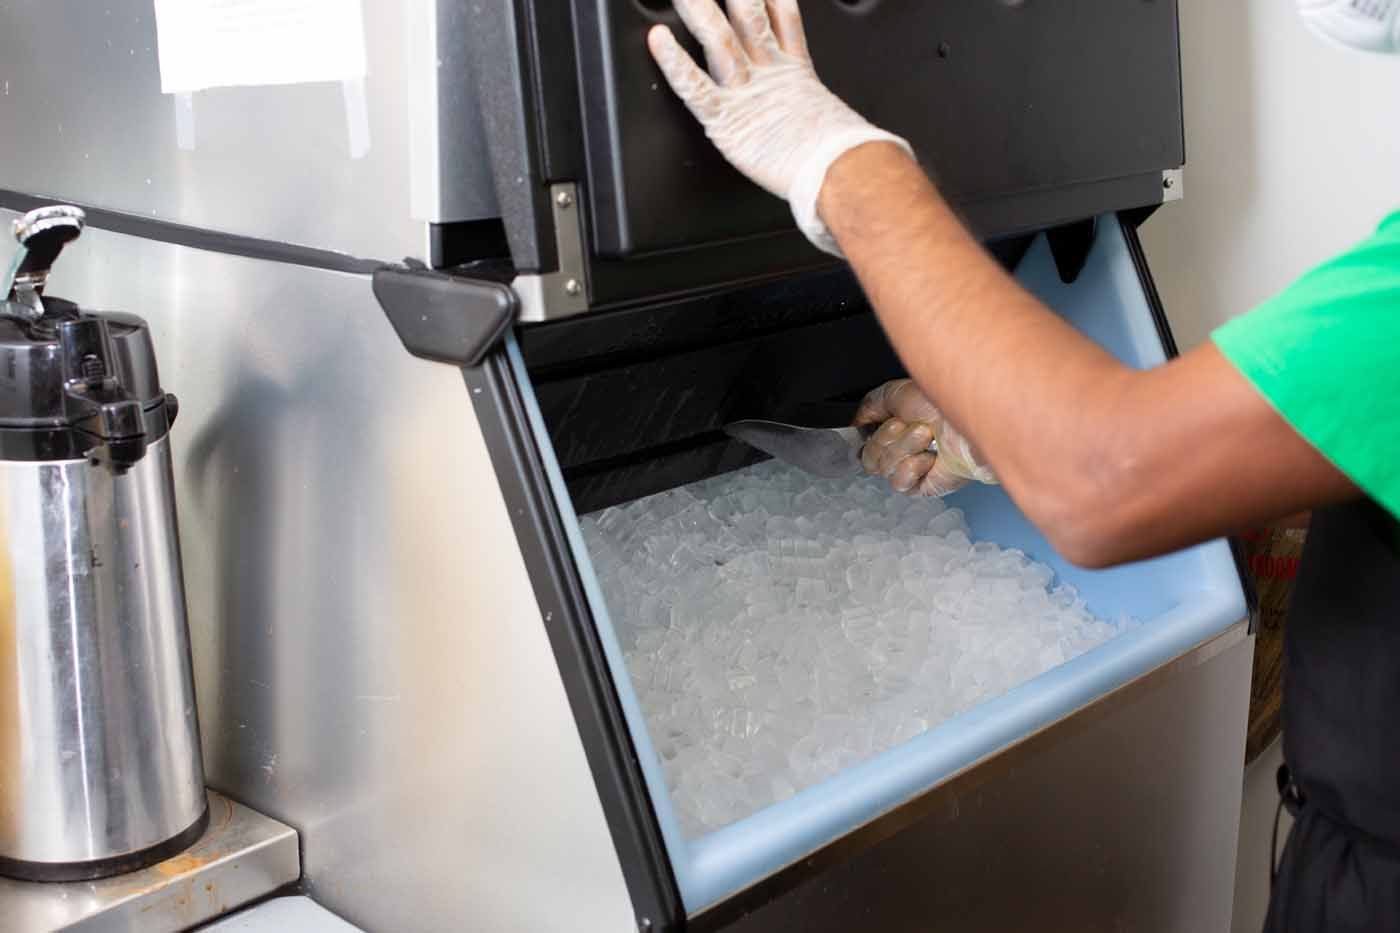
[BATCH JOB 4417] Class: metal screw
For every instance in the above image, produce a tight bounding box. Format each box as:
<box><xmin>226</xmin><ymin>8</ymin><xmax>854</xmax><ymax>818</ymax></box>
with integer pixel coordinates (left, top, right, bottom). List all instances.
<box><xmin>80</xmin><ymin>353</ymin><xmax>106</xmax><ymax>387</ymax></box>
<box><xmin>555</xmin><ymin>191</ymin><xmax>574</xmax><ymax>209</ymax></box>
<box><xmin>564</xmin><ymin>278</ymin><xmax>583</xmax><ymax>297</ymax></box>
<box><xmin>1163</xmin><ymin>176</ymin><xmax>1175</xmax><ymax>190</ymax></box>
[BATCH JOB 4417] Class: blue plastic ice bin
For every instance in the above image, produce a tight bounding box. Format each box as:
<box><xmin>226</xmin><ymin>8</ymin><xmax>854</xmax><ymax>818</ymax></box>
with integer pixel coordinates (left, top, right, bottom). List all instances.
<box><xmin>512</xmin><ymin>213</ymin><xmax>1248</xmax><ymax>914</ymax></box>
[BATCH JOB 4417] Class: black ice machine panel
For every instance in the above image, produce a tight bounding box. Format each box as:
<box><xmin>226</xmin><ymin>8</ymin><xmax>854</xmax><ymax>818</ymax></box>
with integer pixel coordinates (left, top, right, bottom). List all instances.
<box><xmin>573</xmin><ymin>0</ymin><xmax>1185</xmax><ymax>256</ymax></box>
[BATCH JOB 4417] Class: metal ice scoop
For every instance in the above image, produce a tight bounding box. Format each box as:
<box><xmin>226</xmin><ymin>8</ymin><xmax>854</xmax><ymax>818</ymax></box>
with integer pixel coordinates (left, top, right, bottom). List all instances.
<box><xmin>724</xmin><ymin>418</ymin><xmax>938</xmax><ymax>480</ymax></box>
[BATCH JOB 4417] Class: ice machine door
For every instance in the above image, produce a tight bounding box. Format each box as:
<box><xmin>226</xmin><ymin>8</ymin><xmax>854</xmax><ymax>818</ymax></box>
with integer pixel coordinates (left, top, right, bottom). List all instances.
<box><xmin>574</xmin><ymin>0</ymin><xmax>1185</xmax><ymax>257</ymax></box>
<box><xmin>488</xmin><ymin>213</ymin><xmax>1246</xmax><ymax>920</ymax></box>
<box><xmin>474</xmin><ymin>1</ymin><xmax>1184</xmax><ymax>317</ymax></box>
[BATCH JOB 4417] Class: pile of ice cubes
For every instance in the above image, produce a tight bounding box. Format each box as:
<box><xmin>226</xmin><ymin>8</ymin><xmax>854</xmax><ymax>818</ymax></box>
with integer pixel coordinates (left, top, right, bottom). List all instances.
<box><xmin>580</xmin><ymin>460</ymin><xmax>1134</xmax><ymax>836</ymax></box>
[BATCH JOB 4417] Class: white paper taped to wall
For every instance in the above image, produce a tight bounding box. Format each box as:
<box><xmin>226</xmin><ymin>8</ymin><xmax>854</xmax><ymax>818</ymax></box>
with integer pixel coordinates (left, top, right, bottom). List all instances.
<box><xmin>153</xmin><ymin>0</ymin><xmax>368</xmax><ymax>94</ymax></box>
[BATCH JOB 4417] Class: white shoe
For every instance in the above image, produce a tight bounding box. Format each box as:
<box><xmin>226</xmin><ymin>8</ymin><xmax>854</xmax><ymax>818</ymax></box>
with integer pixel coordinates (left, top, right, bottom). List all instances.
<box><xmin>1296</xmin><ymin>0</ymin><xmax>1400</xmax><ymax>54</ymax></box>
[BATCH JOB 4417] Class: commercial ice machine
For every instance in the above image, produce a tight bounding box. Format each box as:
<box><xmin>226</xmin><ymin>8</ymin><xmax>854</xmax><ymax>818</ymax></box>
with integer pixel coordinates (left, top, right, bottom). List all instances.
<box><xmin>0</xmin><ymin>2</ymin><xmax>1252</xmax><ymax>931</ymax></box>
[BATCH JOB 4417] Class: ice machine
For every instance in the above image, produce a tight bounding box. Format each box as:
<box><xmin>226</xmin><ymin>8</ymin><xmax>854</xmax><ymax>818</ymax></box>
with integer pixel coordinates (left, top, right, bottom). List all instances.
<box><xmin>0</xmin><ymin>1</ymin><xmax>1252</xmax><ymax>931</ymax></box>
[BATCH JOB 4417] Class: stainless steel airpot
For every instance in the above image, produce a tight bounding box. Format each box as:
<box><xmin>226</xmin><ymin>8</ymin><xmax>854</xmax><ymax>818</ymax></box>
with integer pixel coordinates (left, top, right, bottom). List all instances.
<box><xmin>0</xmin><ymin>206</ymin><xmax>207</xmax><ymax>881</ymax></box>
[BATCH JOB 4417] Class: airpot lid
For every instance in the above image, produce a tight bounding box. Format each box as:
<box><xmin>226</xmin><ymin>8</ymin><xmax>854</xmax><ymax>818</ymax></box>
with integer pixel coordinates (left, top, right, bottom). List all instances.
<box><xmin>0</xmin><ymin>300</ymin><xmax>166</xmax><ymax>427</ymax></box>
<box><xmin>1</xmin><ymin>207</ymin><xmax>172</xmax><ymax>469</ymax></box>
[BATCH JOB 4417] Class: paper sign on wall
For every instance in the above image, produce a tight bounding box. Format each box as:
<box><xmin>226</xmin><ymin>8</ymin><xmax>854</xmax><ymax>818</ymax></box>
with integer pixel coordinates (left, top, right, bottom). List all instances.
<box><xmin>153</xmin><ymin>0</ymin><xmax>368</xmax><ymax>94</ymax></box>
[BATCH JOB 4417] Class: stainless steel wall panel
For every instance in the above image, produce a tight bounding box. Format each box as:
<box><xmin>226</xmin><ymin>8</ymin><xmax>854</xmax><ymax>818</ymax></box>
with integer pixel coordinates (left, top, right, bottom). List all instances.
<box><xmin>0</xmin><ymin>0</ymin><xmax>496</xmax><ymax>261</ymax></box>
<box><xmin>11</xmin><ymin>212</ymin><xmax>632</xmax><ymax>933</ymax></box>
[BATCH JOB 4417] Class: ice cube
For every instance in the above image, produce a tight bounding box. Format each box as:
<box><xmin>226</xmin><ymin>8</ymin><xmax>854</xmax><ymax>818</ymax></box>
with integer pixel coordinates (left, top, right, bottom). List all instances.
<box><xmin>795</xmin><ymin>578</ymin><xmax>830</xmax><ymax>606</ymax></box>
<box><xmin>838</xmin><ymin>606</ymin><xmax>877</xmax><ymax>645</ymax></box>
<box><xmin>1020</xmin><ymin>561</ymin><xmax>1056</xmax><ymax>592</ymax></box>
<box><xmin>944</xmin><ymin>528</ymin><xmax>972</xmax><ymax>550</ymax></box>
<box><xmin>926</xmin><ymin>508</ymin><xmax>967</xmax><ymax>536</ymax></box>
<box><xmin>585</xmin><ymin>457</ymin><xmax>1126</xmax><ymax>835</ymax></box>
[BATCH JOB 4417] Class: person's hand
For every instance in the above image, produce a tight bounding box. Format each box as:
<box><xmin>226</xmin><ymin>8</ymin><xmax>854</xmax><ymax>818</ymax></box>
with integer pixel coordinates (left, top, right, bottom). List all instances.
<box><xmin>646</xmin><ymin>0</ymin><xmax>912</xmax><ymax>255</ymax></box>
<box><xmin>854</xmin><ymin>379</ymin><xmax>997</xmax><ymax>497</ymax></box>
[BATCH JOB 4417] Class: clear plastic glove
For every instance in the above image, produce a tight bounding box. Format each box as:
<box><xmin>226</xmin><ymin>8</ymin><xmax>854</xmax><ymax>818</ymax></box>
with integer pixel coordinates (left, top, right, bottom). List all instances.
<box><xmin>647</xmin><ymin>0</ymin><xmax>912</xmax><ymax>255</ymax></box>
<box><xmin>853</xmin><ymin>379</ymin><xmax>998</xmax><ymax>497</ymax></box>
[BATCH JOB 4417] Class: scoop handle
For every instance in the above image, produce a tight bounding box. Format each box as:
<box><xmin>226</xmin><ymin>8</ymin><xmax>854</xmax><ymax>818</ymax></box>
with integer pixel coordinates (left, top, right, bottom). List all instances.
<box><xmin>853</xmin><ymin>422</ymin><xmax>940</xmax><ymax>454</ymax></box>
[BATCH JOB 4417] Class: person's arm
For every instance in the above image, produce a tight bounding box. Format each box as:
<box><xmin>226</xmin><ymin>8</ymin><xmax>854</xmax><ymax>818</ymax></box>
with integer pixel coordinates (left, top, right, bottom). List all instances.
<box><xmin>821</xmin><ymin>144</ymin><xmax>1356</xmax><ymax>565</ymax></box>
<box><xmin>648</xmin><ymin>0</ymin><xmax>1358</xmax><ymax>567</ymax></box>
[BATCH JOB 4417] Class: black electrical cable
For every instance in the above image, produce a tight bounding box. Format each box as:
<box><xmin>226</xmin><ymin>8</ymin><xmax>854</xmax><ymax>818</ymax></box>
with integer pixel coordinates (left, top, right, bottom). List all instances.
<box><xmin>1272</xmin><ymin>762</ymin><xmax>1304</xmax><ymax>892</ymax></box>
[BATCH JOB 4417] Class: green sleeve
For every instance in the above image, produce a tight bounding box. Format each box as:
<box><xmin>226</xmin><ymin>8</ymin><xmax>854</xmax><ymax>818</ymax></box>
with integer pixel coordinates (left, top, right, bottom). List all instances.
<box><xmin>1212</xmin><ymin>210</ymin><xmax>1400</xmax><ymax>521</ymax></box>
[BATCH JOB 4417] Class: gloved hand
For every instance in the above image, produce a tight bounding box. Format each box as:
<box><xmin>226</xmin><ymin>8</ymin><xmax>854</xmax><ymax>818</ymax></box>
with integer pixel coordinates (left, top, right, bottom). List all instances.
<box><xmin>647</xmin><ymin>0</ymin><xmax>913</xmax><ymax>255</ymax></box>
<box><xmin>1295</xmin><ymin>0</ymin><xmax>1400</xmax><ymax>54</ymax></box>
<box><xmin>853</xmin><ymin>379</ymin><xmax>997</xmax><ymax>497</ymax></box>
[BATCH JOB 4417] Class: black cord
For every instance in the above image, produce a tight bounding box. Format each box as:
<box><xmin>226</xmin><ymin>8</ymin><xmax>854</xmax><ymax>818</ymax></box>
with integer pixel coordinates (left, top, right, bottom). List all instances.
<box><xmin>1272</xmin><ymin>762</ymin><xmax>1303</xmax><ymax>891</ymax></box>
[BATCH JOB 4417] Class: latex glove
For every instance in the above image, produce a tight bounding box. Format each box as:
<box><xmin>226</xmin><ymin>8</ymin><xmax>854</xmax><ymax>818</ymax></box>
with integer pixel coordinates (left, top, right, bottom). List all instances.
<box><xmin>853</xmin><ymin>379</ymin><xmax>998</xmax><ymax>497</ymax></box>
<box><xmin>1296</xmin><ymin>0</ymin><xmax>1400</xmax><ymax>54</ymax></box>
<box><xmin>647</xmin><ymin>0</ymin><xmax>913</xmax><ymax>255</ymax></box>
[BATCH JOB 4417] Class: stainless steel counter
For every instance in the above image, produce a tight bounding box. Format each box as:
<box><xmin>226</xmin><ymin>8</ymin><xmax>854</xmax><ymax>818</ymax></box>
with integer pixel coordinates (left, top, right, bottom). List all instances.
<box><xmin>200</xmin><ymin>896</ymin><xmax>361</xmax><ymax>932</ymax></box>
<box><xmin>0</xmin><ymin>792</ymin><xmax>299</xmax><ymax>933</ymax></box>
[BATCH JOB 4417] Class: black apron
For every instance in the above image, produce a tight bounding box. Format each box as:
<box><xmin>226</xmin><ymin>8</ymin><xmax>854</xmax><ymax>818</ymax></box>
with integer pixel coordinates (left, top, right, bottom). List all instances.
<box><xmin>1265</xmin><ymin>498</ymin><xmax>1400</xmax><ymax>933</ymax></box>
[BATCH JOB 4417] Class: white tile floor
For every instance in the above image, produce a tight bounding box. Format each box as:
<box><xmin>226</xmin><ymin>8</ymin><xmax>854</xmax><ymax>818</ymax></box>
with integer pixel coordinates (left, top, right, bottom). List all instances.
<box><xmin>1232</xmin><ymin>737</ymin><xmax>1292</xmax><ymax>933</ymax></box>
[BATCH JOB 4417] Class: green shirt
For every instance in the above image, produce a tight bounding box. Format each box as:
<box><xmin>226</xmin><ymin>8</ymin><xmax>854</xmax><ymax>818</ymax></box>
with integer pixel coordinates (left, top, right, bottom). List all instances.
<box><xmin>1213</xmin><ymin>210</ymin><xmax>1400</xmax><ymax>522</ymax></box>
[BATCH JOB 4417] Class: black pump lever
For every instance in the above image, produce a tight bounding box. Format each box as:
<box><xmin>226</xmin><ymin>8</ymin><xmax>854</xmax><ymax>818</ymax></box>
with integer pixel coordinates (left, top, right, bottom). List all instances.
<box><xmin>2</xmin><ymin>205</ymin><xmax>86</xmax><ymax>322</ymax></box>
<box><xmin>59</xmin><ymin>316</ymin><xmax>149</xmax><ymax>473</ymax></box>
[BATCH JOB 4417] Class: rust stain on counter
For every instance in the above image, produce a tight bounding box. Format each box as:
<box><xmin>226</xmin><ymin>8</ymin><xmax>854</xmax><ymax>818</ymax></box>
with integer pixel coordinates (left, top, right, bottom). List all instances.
<box><xmin>155</xmin><ymin>851</ymin><xmax>215</xmax><ymax>877</ymax></box>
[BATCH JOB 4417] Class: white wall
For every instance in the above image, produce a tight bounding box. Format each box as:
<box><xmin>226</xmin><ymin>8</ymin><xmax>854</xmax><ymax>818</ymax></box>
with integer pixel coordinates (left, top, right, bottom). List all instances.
<box><xmin>1140</xmin><ymin>0</ymin><xmax>1400</xmax><ymax>350</ymax></box>
<box><xmin>1142</xmin><ymin>5</ymin><xmax>1398</xmax><ymax>929</ymax></box>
